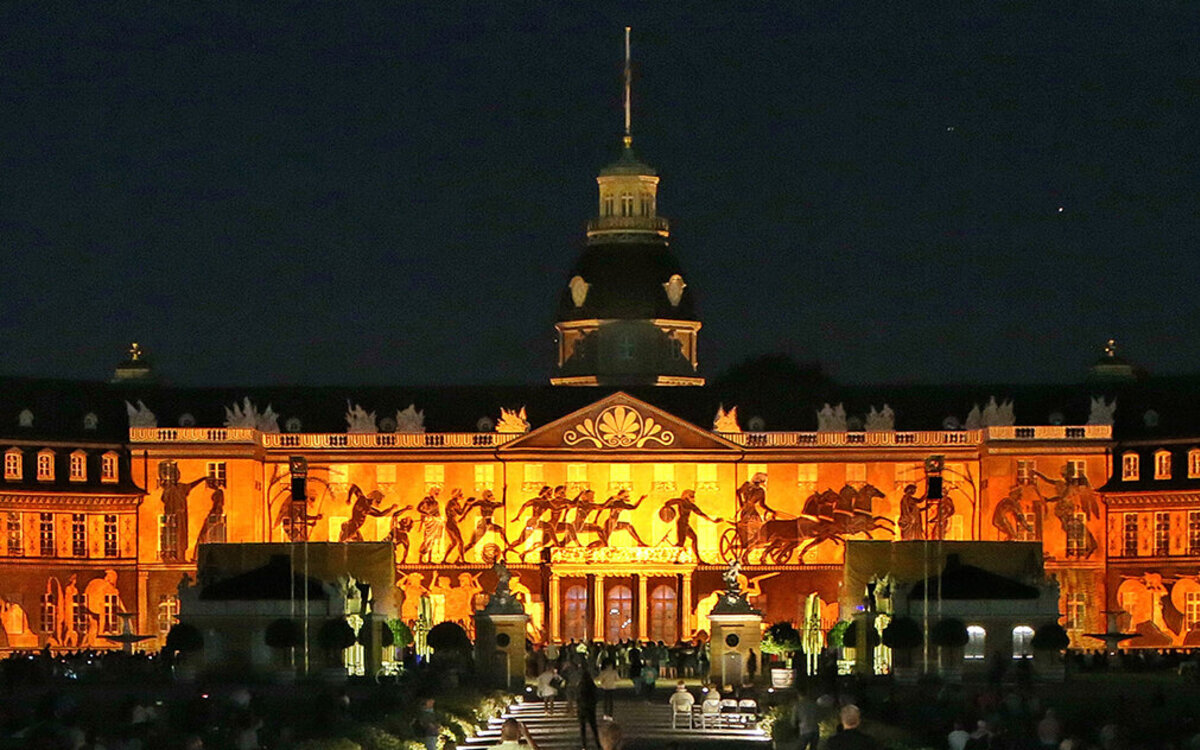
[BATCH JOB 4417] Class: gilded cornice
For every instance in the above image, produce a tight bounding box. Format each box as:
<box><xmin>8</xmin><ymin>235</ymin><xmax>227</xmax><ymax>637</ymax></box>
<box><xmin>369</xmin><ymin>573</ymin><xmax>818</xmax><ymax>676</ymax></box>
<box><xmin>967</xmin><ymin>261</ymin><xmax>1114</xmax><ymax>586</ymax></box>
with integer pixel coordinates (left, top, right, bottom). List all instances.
<box><xmin>0</xmin><ymin>493</ymin><xmax>140</xmax><ymax>510</ymax></box>
<box><xmin>1104</xmin><ymin>491</ymin><xmax>1200</xmax><ymax>507</ymax></box>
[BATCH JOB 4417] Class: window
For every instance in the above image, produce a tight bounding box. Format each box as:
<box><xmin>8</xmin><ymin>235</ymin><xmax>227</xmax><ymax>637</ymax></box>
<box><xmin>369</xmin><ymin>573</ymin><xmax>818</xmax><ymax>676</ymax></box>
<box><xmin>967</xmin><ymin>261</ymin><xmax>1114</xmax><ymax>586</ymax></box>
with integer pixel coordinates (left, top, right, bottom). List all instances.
<box><xmin>1016</xmin><ymin>512</ymin><xmax>1039</xmax><ymax>542</ymax></box>
<box><xmin>797</xmin><ymin>463</ymin><xmax>818</xmax><ymax>494</ymax></box>
<box><xmin>69</xmin><ymin>451</ymin><xmax>86</xmax><ymax>482</ymax></box>
<box><xmin>1066</xmin><ymin>592</ymin><xmax>1087</xmax><ymax>631</ymax></box>
<box><xmin>158</xmin><ymin>594</ymin><xmax>180</xmax><ymax>636</ymax></box>
<box><xmin>205</xmin><ymin>461</ymin><xmax>227</xmax><ymax>488</ymax></box>
<box><xmin>605</xmin><ymin>585</ymin><xmax>634</xmax><ymax>642</ymax></box>
<box><xmin>6</xmin><ymin>512</ymin><xmax>21</xmax><ymax>556</ymax></box>
<box><xmin>73</xmin><ymin>592</ymin><xmax>88</xmax><ymax>639</ymax></box>
<box><xmin>39</xmin><ymin>513</ymin><xmax>54</xmax><ymax>556</ymax></box>
<box><xmin>1</xmin><ymin>597</ymin><xmax>24</xmax><ymax>635</ymax></box>
<box><xmin>608</xmin><ymin>463</ymin><xmax>632</xmax><ymax>491</ymax></box>
<box><xmin>1012</xmin><ymin>626</ymin><xmax>1034</xmax><ymax>659</ymax></box>
<box><xmin>474</xmin><ymin>464</ymin><xmax>495</xmax><ymax>492</ymax></box>
<box><xmin>1017</xmin><ymin>460</ymin><xmax>1036</xmax><ymax>485</ymax></box>
<box><xmin>649</xmin><ymin>585</ymin><xmax>678</xmax><ymax>644</ymax></box>
<box><xmin>563</xmin><ymin>585</ymin><xmax>588</xmax><ymax>642</ymax></box>
<box><xmin>1123</xmin><ymin>513</ymin><xmax>1139</xmax><ymax>557</ymax></box>
<box><xmin>1186</xmin><ymin>592</ymin><xmax>1200</xmax><ymax>632</ymax></box>
<box><xmin>620</xmin><ymin>194</ymin><xmax>633</xmax><ymax>217</ymax></box>
<box><xmin>376</xmin><ymin>464</ymin><xmax>396</xmax><ymax>484</ymax></box>
<box><xmin>1190</xmin><ymin>450</ymin><xmax>1200</xmax><ymax>479</ymax></box>
<box><xmin>893</xmin><ymin>462</ymin><xmax>921</xmax><ymax>490</ymax></box>
<box><xmin>103</xmin><ymin>594</ymin><xmax>118</xmax><ymax>633</ymax></box>
<box><xmin>653</xmin><ymin>463</ymin><xmax>676</xmax><ymax>492</ymax></box>
<box><xmin>1155</xmin><ymin>512</ymin><xmax>1170</xmax><ymax>556</ymax></box>
<box><xmin>603</xmin><ymin>197</ymin><xmax>614</xmax><ymax>217</ymax></box>
<box><xmin>1189</xmin><ymin>511</ymin><xmax>1200</xmax><ymax>556</ymax></box>
<box><xmin>1154</xmin><ymin>451</ymin><xmax>1172</xmax><ymax>480</ymax></box>
<box><xmin>696</xmin><ymin>464</ymin><xmax>719</xmax><ymax>492</ymax></box>
<box><xmin>36</xmin><ymin>450</ymin><xmax>54</xmax><ymax>482</ymax></box>
<box><xmin>41</xmin><ymin>590</ymin><xmax>56</xmax><ymax>634</ymax></box>
<box><xmin>159</xmin><ymin>514</ymin><xmax>178</xmax><ymax>560</ymax></box>
<box><xmin>521</xmin><ymin>463</ymin><xmax>544</xmax><ymax>492</ymax></box>
<box><xmin>566</xmin><ymin>463</ymin><xmax>588</xmax><ymax>492</ymax></box>
<box><xmin>100</xmin><ymin>452</ymin><xmax>118</xmax><ymax>483</ymax></box>
<box><xmin>1066</xmin><ymin>512</ymin><xmax>1088</xmax><ymax>556</ymax></box>
<box><xmin>1068</xmin><ymin>460</ymin><xmax>1087</xmax><ymax>484</ymax></box>
<box><xmin>4</xmin><ymin>449</ymin><xmax>20</xmax><ymax>480</ymax></box>
<box><xmin>845</xmin><ymin>464</ymin><xmax>867</xmax><ymax>489</ymax></box>
<box><xmin>617</xmin><ymin>334</ymin><xmax>635</xmax><ymax>361</ymax></box>
<box><xmin>104</xmin><ymin>515</ymin><xmax>118</xmax><ymax>557</ymax></box>
<box><xmin>424</xmin><ymin>464</ymin><xmax>445</xmax><ymax>491</ymax></box>
<box><xmin>1122</xmin><ymin>453</ymin><xmax>1140</xmax><ymax>481</ymax></box>
<box><xmin>71</xmin><ymin>514</ymin><xmax>86</xmax><ymax>557</ymax></box>
<box><xmin>965</xmin><ymin>626</ymin><xmax>986</xmax><ymax>660</ymax></box>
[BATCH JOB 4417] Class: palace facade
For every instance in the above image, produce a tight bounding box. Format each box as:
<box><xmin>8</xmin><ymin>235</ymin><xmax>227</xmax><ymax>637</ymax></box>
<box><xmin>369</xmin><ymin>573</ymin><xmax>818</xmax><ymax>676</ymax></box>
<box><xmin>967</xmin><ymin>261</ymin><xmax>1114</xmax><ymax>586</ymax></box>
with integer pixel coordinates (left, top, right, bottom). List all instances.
<box><xmin>3</xmin><ymin>37</ymin><xmax>1199</xmax><ymax>659</ymax></box>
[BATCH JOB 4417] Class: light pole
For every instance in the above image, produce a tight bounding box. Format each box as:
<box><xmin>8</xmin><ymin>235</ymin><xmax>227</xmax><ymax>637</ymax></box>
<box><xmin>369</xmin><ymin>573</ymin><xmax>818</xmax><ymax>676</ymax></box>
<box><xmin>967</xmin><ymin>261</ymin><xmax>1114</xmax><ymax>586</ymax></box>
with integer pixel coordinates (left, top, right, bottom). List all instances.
<box><xmin>922</xmin><ymin>455</ymin><xmax>944</xmax><ymax>673</ymax></box>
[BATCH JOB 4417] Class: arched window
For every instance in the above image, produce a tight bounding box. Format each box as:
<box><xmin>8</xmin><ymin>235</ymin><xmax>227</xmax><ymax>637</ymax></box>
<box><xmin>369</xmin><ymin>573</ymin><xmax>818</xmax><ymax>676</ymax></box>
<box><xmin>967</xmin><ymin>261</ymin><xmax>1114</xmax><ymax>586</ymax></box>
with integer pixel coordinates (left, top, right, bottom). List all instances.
<box><xmin>965</xmin><ymin>626</ymin><xmax>986</xmax><ymax>660</ymax></box>
<box><xmin>605</xmin><ymin>585</ymin><xmax>633</xmax><ymax>642</ymax></box>
<box><xmin>1012</xmin><ymin>625</ymin><xmax>1034</xmax><ymax>659</ymax></box>
<box><xmin>1155</xmin><ymin>450</ymin><xmax>1172</xmax><ymax>480</ymax></box>
<box><xmin>1122</xmin><ymin>452</ymin><xmax>1140</xmax><ymax>481</ymax></box>
<box><xmin>649</xmin><ymin>584</ymin><xmax>677</xmax><ymax>644</ymax></box>
<box><xmin>563</xmin><ymin>585</ymin><xmax>588</xmax><ymax>642</ymax></box>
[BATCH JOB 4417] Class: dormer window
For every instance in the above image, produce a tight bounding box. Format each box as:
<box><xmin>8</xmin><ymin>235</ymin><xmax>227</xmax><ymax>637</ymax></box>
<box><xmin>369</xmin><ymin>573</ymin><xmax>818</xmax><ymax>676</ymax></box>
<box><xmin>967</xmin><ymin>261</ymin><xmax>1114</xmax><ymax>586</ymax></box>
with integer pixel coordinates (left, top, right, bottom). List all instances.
<box><xmin>4</xmin><ymin>449</ymin><xmax>22</xmax><ymax>481</ymax></box>
<box><xmin>69</xmin><ymin>451</ymin><xmax>87</xmax><ymax>482</ymax></box>
<box><xmin>1122</xmin><ymin>452</ymin><xmax>1140</xmax><ymax>482</ymax></box>
<box><xmin>83</xmin><ymin>412</ymin><xmax>98</xmax><ymax>430</ymax></box>
<box><xmin>36</xmin><ymin>450</ymin><xmax>54</xmax><ymax>482</ymax></box>
<box><xmin>1155</xmin><ymin>450</ymin><xmax>1172</xmax><ymax>480</ymax></box>
<box><xmin>17</xmin><ymin>409</ymin><xmax>33</xmax><ymax>428</ymax></box>
<box><xmin>100</xmin><ymin>452</ymin><xmax>119</xmax><ymax>484</ymax></box>
<box><xmin>1189</xmin><ymin>449</ymin><xmax>1200</xmax><ymax>479</ymax></box>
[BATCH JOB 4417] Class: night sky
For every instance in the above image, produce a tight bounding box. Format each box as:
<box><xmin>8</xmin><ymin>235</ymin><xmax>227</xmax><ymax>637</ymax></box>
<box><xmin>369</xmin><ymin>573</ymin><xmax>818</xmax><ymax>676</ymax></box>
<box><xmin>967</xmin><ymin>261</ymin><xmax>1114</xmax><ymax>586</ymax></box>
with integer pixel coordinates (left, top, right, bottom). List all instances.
<box><xmin>3</xmin><ymin>4</ymin><xmax>1198</xmax><ymax>388</ymax></box>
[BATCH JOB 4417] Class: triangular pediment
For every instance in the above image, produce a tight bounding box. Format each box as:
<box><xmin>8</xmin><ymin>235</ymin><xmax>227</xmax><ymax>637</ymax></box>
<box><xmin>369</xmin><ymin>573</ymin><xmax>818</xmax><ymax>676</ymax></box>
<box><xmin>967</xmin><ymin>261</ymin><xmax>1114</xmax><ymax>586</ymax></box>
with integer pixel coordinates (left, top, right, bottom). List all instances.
<box><xmin>499</xmin><ymin>392</ymin><xmax>741</xmax><ymax>454</ymax></box>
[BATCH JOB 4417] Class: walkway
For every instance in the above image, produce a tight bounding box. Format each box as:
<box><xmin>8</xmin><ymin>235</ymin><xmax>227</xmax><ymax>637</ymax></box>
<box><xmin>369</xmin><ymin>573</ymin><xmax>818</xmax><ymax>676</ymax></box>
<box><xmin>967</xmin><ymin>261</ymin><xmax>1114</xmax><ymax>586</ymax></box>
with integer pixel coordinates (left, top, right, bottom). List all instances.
<box><xmin>461</xmin><ymin>693</ymin><xmax>771</xmax><ymax>749</ymax></box>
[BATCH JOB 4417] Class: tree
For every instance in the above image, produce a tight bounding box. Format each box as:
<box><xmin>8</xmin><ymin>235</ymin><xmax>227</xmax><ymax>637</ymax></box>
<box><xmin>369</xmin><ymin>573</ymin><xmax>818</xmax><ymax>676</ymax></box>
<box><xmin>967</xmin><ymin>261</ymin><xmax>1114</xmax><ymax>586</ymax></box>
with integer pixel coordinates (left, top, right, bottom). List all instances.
<box><xmin>931</xmin><ymin>618</ymin><xmax>969</xmax><ymax>648</ymax></box>
<box><xmin>165</xmin><ymin>623</ymin><xmax>203</xmax><ymax>656</ymax></box>
<box><xmin>265</xmin><ymin>618</ymin><xmax>303</xmax><ymax>650</ymax></box>
<box><xmin>827</xmin><ymin>621</ymin><xmax>851</xmax><ymax>649</ymax></box>
<box><xmin>1032</xmin><ymin>623</ymin><xmax>1070</xmax><ymax>651</ymax></box>
<box><xmin>882</xmin><ymin>617</ymin><xmax>923</xmax><ymax>650</ymax></box>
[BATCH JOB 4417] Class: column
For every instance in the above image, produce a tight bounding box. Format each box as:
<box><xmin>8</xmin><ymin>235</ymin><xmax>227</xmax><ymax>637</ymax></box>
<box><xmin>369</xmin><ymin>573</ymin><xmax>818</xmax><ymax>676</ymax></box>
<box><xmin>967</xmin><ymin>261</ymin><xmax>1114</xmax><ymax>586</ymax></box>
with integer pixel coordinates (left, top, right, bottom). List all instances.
<box><xmin>593</xmin><ymin>574</ymin><xmax>605</xmax><ymax>641</ymax></box>
<box><xmin>637</xmin><ymin>574</ymin><xmax>648</xmax><ymax>641</ymax></box>
<box><xmin>681</xmin><ymin>572</ymin><xmax>693</xmax><ymax>638</ymax></box>
<box><xmin>549</xmin><ymin>574</ymin><xmax>561</xmax><ymax>642</ymax></box>
<box><xmin>137</xmin><ymin>569</ymin><xmax>150</xmax><ymax>643</ymax></box>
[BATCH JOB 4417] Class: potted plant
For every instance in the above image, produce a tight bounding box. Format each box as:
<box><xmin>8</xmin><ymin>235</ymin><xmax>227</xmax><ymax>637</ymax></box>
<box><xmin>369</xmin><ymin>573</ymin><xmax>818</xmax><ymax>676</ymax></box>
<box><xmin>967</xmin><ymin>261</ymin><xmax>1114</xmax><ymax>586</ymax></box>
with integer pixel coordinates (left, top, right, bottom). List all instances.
<box><xmin>882</xmin><ymin>616</ymin><xmax>923</xmax><ymax>682</ymax></box>
<box><xmin>317</xmin><ymin>617</ymin><xmax>357</xmax><ymax>680</ymax></box>
<box><xmin>761</xmin><ymin>621</ymin><xmax>802</xmax><ymax>687</ymax></box>
<box><xmin>264</xmin><ymin>617</ymin><xmax>303</xmax><ymax>676</ymax></box>
<box><xmin>1031</xmin><ymin>623</ymin><xmax>1069</xmax><ymax>681</ymax></box>
<box><xmin>165</xmin><ymin>622</ymin><xmax>204</xmax><ymax>681</ymax></box>
<box><xmin>930</xmin><ymin>618</ymin><xmax>968</xmax><ymax>681</ymax></box>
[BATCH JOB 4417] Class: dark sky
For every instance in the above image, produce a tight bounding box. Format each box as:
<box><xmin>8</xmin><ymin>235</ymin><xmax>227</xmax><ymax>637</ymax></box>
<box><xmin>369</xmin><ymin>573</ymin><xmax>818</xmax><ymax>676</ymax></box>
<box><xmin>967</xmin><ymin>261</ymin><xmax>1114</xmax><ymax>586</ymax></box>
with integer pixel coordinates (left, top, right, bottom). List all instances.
<box><xmin>3</xmin><ymin>3</ymin><xmax>1198</xmax><ymax>388</ymax></box>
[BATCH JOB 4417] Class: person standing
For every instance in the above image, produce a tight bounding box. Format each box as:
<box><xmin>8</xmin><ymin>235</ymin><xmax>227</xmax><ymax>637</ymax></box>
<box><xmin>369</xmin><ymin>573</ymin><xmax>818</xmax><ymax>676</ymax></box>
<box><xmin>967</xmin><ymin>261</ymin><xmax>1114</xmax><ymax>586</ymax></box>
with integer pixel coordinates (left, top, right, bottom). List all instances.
<box><xmin>640</xmin><ymin>660</ymin><xmax>658</xmax><ymax>702</ymax></box>
<box><xmin>578</xmin><ymin>670</ymin><xmax>601</xmax><ymax>749</ymax></box>
<box><xmin>795</xmin><ymin>690</ymin><xmax>821</xmax><ymax>750</ymax></box>
<box><xmin>414</xmin><ymin>698</ymin><xmax>440</xmax><ymax>750</ymax></box>
<box><xmin>826</xmin><ymin>705</ymin><xmax>880</xmax><ymax>750</ymax></box>
<box><xmin>598</xmin><ymin>661</ymin><xmax>619</xmax><ymax>719</ymax></box>
<box><xmin>536</xmin><ymin>666</ymin><xmax>559</xmax><ymax>713</ymax></box>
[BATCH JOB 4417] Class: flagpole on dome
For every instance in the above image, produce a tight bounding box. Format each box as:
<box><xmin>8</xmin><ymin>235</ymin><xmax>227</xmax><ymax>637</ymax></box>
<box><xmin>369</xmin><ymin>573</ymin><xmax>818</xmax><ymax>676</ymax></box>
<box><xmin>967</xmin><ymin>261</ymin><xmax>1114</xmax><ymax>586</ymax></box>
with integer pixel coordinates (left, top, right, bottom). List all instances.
<box><xmin>623</xmin><ymin>26</ymin><xmax>632</xmax><ymax>149</ymax></box>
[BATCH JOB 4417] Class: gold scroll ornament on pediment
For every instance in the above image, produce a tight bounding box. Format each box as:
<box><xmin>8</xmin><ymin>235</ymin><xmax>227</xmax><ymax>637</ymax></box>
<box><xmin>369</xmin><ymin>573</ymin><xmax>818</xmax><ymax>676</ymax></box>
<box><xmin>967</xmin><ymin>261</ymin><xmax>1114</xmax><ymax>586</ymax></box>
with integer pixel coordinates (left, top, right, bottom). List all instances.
<box><xmin>550</xmin><ymin>545</ymin><xmax>696</xmax><ymax>565</ymax></box>
<box><xmin>563</xmin><ymin>405</ymin><xmax>676</xmax><ymax>449</ymax></box>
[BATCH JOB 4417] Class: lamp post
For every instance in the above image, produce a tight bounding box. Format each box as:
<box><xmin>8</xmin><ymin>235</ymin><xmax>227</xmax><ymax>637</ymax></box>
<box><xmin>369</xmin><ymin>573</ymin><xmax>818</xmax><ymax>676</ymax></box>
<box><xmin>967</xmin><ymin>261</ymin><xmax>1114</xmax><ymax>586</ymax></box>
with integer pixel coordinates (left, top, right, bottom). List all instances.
<box><xmin>288</xmin><ymin>456</ymin><xmax>308</xmax><ymax>673</ymax></box>
<box><xmin>922</xmin><ymin>455</ymin><xmax>944</xmax><ymax>673</ymax></box>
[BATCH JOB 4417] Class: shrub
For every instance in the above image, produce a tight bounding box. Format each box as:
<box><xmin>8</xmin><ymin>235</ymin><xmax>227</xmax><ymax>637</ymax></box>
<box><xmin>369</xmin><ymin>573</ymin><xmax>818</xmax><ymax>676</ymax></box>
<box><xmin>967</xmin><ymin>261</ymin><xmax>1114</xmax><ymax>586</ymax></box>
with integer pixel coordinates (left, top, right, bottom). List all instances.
<box><xmin>1032</xmin><ymin>623</ymin><xmax>1070</xmax><ymax>651</ymax></box>
<box><xmin>426</xmin><ymin>621</ymin><xmax>470</xmax><ymax>654</ymax></box>
<box><xmin>931</xmin><ymin>618</ymin><xmax>969</xmax><ymax>648</ymax></box>
<box><xmin>827</xmin><ymin>620</ymin><xmax>851</xmax><ymax>649</ymax></box>
<box><xmin>165</xmin><ymin>623</ymin><xmax>203</xmax><ymax>655</ymax></box>
<box><xmin>882</xmin><ymin>617</ymin><xmax>923</xmax><ymax>650</ymax></box>
<box><xmin>318</xmin><ymin>618</ymin><xmax>357</xmax><ymax>653</ymax></box>
<box><xmin>265</xmin><ymin>618</ymin><xmax>303</xmax><ymax>649</ymax></box>
<box><xmin>386</xmin><ymin>619</ymin><xmax>413</xmax><ymax>649</ymax></box>
<box><xmin>761</xmin><ymin>621</ymin><xmax>802</xmax><ymax>656</ymax></box>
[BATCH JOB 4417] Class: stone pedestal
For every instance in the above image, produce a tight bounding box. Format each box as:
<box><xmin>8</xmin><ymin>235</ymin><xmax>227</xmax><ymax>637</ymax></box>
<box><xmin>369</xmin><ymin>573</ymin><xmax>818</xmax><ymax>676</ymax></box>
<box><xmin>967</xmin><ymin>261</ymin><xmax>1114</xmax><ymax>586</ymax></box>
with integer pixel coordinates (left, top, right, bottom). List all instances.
<box><xmin>708</xmin><ymin>612</ymin><xmax>763</xmax><ymax>688</ymax></box>
<box><xmin>475</xmin><ymin>612</ymin><xmax>529</xmax><ymax>692</ymax></box>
